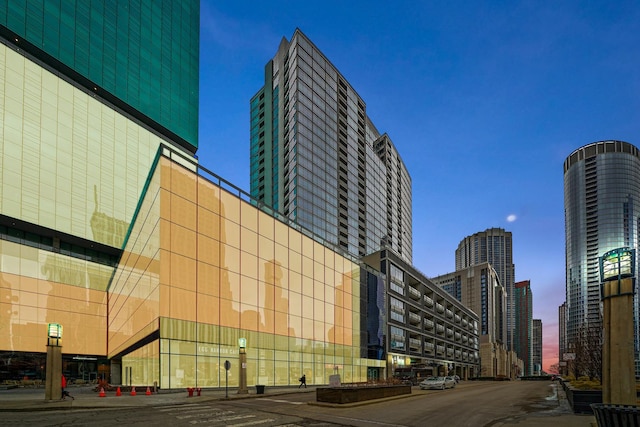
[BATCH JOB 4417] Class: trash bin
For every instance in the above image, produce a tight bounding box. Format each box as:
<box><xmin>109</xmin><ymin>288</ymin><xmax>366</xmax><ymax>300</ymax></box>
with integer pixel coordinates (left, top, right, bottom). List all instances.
<box><xmin>591</xmin><ymin>403</ymin><xmax>640</xmax><ymax>427</ymax></box>
<box><xmin>255</xmin><ymin>385</ymin><xmax>265</xmax><ymax>395</ymax></box>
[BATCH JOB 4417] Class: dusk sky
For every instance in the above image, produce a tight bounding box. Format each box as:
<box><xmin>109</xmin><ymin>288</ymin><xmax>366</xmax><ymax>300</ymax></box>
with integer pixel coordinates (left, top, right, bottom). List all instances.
<box><xmin>196</xmin><ymin>0</ymin><xmax>640</xmax><ymax>372</ymax></box>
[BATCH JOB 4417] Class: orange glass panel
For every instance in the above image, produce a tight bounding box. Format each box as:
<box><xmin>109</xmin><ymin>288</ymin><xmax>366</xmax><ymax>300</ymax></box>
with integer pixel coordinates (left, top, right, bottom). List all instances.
<box><xmin>240</xmin><ymin>227</ymin><xmax>257</xmax><ymax>255</ymax></box>
<box><xmin>240</xmin><ymin>251</ymin><xmax>257</xmax><ymax>280</ymax></box>
<box><xmin>170</xmin><ymin>253</ymin><xmax>196</xmax><ymax>292</ymax></box>
<box><xmin>222</xmin><ymin>245</ymin><xmax>240</xmax><ymax>276</ymax></box>
<box><xmin>260</xmin><ymin>308</ymin><xmax>275</xmax><ymax>334</ymax></box>
<box><xmin>275</xmin><ymin>221</ymin><xmax>288</xmax><ymax>247</ymax></box>
<box><xmin>219</xmin><ymin>298</ymin><xmax>239</xmax><ymax>328</ymax></box>
<box><xmin>219</xmin><ymin>188</ymin><xmax>240</xmax><ymax>223</ymax></box>
<box><xmin>289</xmin><ymin>315</ymin><xmax>301</xmax><ymax>338</ymax></box>
<box><xmin>258</xmin><ymin>235</ymin><xmax>273</xmax><ymax>261</ymax></box>
<box><xmin>170</xmin><ymin>223</ymin><xmax>196</xmax><ymax>259</ymax></box>
<box><xmin>302</xmin><ymin>256</ymin><xmax>313</xmax><ymax>278</ymax></box>
<box><xmin>302</xmin><ymin>295</ymin><xmax>313</xmax><ymax>320</ymax></box>
<box><xmin>289</xmin><ymin>271</ymin><xmax>301</xmax><ymax>294</ymax></box>
<box><xmin>160</xmin><ymin>188</ymin><xmax>171</xmax><ymax>222</ymax></box>
<box><xmin>239</xmin><ymin>303</ymin><xmax>259</xmax><ymax>330</ymax></box>
<box><xmin>170</xmin><ymin>193</ymin><xmax>196</xmax><ymax>231</ymax></box>
<box><xmin>197</xmin><ymin>176</ymin><xmax>220</xmax><ymax>215</ymax></box>
<box><xmin>258</xmin><ymin>211</ymin><xmax>274</xmax><ymax>240</ymax></box>
<box><xmin>220</xmin><ymin>219</ymin><xmax>240</xmax><ymax>249</ymax></box>
<box><xmin>160</xmin><ymin>285</ymin><xmax>171</xmax><ymax>317</ymax></box>
<box><xmin>197</xmin><ymin>294</ymin><xmax>219</xmax><ymax>325</ymax></box>
<box><xmin>170</xmin><ymin>287</ymin><xmax>196</xmax><ymax>321</ymax></box>
<box><xmin>240</xmin><ymin>200</ymin><xmax>257</xmax><ymax>232</ymax></box>
<box><xmin>302</xmin><ymin>317</ymin><xmax>313</xmax><ymax>340</ymax></box>
<box><xmin>197</xmin><ymin>262</ymin><xmax>219</xmax><ymax>297</ymax></box>
<box><xmin>288</xmin><ymin>250</ymin><xmax>301</xmax><ymax>274</ymax></box>
<box><xmin>274</xmin><ymin>311</ymin><xmax>288</xmax><ymax>336</ymax></box>
<box><xmin>171</xmin><ymin>162</ymin><xmax>197</xmax><ymax>202</ymax></box>
<box><xmin>197</xmin><ymin>207</ymin><xmax>220</xmax><ymax>240</ymax></box>
<box><xmin>197</xmin><ymin>235</ymin><xmax>219</xmax><ymax>266</ymax></box>
<box><xmin>240</xmin><ymin>276</ymin><xmax>258</xmax><ymax>307</ymax></box>
<box><xmin>314</xmin><ymin>280</ymin><xmax>324</xmax><ymax>300</ymax></box>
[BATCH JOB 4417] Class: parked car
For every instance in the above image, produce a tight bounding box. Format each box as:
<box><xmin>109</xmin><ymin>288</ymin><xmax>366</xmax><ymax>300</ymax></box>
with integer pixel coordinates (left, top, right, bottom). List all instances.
<box><xmin>444</xmin><ymin>376</ymin><xmax>457</xmax><ymax>388</ymax></box>
<box><xmin>420</xmin><ymin>376</ymin><xmax>456</xmax><ymax>390</ymax></box>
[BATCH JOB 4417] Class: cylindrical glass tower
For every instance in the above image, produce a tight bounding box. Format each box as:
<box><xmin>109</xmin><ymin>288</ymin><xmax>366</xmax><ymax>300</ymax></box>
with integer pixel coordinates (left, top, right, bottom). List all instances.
<box><xmin>564</xmin><ymin>140</ymin><xmax>640</xmax><ymax>375</ymax></box>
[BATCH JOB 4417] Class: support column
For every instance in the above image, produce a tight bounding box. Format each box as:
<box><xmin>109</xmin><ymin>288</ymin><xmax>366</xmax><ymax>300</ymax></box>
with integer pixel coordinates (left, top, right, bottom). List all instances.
<box><xmin>45</xmin><ymin>337</ymin><xmax>62</xmax><ymax>401</ymax></box>
<box><xmin>602</xmin><ymin>276</ymin><xmax>636</xmax><ymax>405</ymax></box>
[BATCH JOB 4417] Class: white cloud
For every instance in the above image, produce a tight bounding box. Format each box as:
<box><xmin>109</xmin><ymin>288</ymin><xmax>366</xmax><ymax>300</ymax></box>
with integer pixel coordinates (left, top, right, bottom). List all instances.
<box><xmin>507</xmin><ymin>214</ymin><xmax>517</xmax><ymax>222</ymax></box>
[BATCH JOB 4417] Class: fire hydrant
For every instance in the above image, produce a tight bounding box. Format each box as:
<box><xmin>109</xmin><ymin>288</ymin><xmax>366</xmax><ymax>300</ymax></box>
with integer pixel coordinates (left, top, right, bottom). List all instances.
<box><xmin>187</xmin><ymin>387</ymin><xmax>194</xmax><ymax>397</ymax></box>
<box><xmin>196</xmin><ymin>387</ymin><xmax>202</xmax><ymax>396</ymax></box>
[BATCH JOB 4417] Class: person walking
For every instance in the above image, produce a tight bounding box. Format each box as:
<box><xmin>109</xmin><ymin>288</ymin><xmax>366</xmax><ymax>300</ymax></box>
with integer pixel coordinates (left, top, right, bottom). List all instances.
<box><xmin>61</xmin><ymin>374</ymin><xmax>74</xmax><ymax>400</ymax></box>
<box><xmin>298</xmin><ymin>374</ymin><xmax>306</xmax><ymax>388</ymax></box>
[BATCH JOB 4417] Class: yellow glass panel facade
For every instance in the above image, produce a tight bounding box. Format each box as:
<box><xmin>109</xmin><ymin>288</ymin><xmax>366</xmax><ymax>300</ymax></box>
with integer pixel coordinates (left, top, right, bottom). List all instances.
<box><xmin>0</xmin><ymin>240</ymin><xmax>110</xmax><ymax>355</ymax></box>
<box><xmin>0</xmin><ymin>43</ymin><xmax>191</xmax><ymax>248</ymax></box>
<box><xmin>108</xmin><ymin>154</ymin><xmax>383</xmax><ymax>388</ymax></box>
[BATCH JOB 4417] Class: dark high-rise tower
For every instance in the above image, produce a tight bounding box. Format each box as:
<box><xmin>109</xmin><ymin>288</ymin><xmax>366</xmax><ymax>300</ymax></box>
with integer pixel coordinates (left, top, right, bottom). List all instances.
<box><xmin>455</xmin><ymin>228</ymin><xmax>515</xmax><ymax>350</ymax></box>
<box><xmin>564</xmin><ymin>140</ymin><xmax>640</xmax><ymax>375</ymax></box>
<box><xmin>250</xmin><ymin>29</ymin><xmax>412</xmax><ymax>263</ymax></box>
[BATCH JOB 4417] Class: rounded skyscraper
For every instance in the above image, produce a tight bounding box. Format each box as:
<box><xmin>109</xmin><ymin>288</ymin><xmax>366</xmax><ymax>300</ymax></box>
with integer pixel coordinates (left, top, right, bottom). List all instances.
<box><xmin>564</xmin><ymin>140</ymin><xmax>640</xmax><ymax>374</ymax></box>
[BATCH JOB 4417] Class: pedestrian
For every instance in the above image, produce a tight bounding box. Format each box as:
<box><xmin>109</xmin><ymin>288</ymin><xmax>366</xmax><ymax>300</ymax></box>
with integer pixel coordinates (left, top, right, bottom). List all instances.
<box><xmin>298</xmin><ymin>374</ymin><xmax>306</xmax><ymax>388</ymax></box>
<box><xmin>61</xmin><ymin>374</ymin><xmax>74</xmax><ymax>400</ymax></box>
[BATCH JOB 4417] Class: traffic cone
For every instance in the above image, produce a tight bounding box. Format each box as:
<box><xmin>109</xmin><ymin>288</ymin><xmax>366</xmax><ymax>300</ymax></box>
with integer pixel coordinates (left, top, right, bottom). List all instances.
<box><xmin>116</xmin><ymin>386</ymin><xmax>121</xmax><ymax>396</ymax></box>
<box><xmin>99</xmin><ymin>387</ymin><xmax>106</xmax><ymax>397</ymax></box>
<box><xmin>130</xmin><ymin>386</ymin><xmax>137</xmax><ymax>396</ymax></box>
<box><xmin>145</xmin><ymin>387</ymin><xmax>151</xmax><ymax>396</ymax></box>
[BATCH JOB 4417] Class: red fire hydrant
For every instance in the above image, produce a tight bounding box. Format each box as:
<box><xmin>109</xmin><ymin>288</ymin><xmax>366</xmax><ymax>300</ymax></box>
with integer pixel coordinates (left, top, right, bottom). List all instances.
<box><xmin>196</xmin><ymin>387</ymin><xmax>202</xmax><ymax>397</ymax></box>
<box><xmin>187</xmin><ymin>387</ymin><xmax>194</xmax><ymax>397</ymax></box>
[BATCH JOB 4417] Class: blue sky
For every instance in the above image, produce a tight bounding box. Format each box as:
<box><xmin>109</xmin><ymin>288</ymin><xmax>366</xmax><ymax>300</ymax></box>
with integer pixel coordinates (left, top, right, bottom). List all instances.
<box><xmin>197</xmin><ymin>0</ymin><xmax>640</xmax><ymax>370</ymax></box>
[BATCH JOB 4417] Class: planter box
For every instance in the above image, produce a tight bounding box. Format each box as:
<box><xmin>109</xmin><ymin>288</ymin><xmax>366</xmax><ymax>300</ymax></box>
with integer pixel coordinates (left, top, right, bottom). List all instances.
<box><xmin>316</xmin><ymin>385</ymin><xmax>411</xmax><ymax>404</ymax></box>
<box><xmin>562</xmin><ymin>381</ymin><xmax>602</xmax><ymax>414</ymax></box>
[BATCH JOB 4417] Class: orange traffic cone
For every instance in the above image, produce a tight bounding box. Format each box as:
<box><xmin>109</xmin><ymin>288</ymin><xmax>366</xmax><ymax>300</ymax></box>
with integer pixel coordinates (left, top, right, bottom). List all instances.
<box><xmin>116</xmin><ymin>387</ymin><xmax>121</xmax><ymax>396</ymax></box>
<box><xmin>99</xmin><ymin>387</ymin><xmax>106</xmax><ymax>397</ymax></box>
<box><xmin>130</xmin><ymin>386</ymin><xmax>137</xmax><ymax>396</ymax></box>
<box><xmin>145</xmin><ymin>387</ymin><xmax>151</xmax><ymax>396</ymax></box>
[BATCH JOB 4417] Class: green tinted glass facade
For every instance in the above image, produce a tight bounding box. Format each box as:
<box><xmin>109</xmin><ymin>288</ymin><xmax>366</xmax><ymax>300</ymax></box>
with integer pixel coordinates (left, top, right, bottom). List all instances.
<box><xmin>0</xmin><ymin>0</ymin><xmax>199</xmax><ymax>149</ymax></box>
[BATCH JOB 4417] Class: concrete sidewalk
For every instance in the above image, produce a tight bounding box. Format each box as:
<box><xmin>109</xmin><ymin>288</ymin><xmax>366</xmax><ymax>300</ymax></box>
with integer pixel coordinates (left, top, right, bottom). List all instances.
<box><xmin>0</xmin><ymin>382</ymin><xmax>598</xmax><ymax>426</ymax></box>
<box><xmin>0</xmin><ymin>384</ymin><xmax>316</xmax><ymax>412</ymax></box>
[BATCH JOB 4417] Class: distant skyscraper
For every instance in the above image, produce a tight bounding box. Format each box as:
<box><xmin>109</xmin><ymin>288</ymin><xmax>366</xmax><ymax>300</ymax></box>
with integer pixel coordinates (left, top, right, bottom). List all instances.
<box><xmin>559</xmin><ymin>302</ymin><xmax>567</xmax><ymax>367</ymax></box>
<box><xmin>250</xmin><ymin>29</ymin><xmax>412</xmax><ymax>262</ymax></box>
<box><xmin>532</xmin><ymin>319</ymin><xmax>542</xmax><ymax>375</ymax></box>
<box><xmin>455</xmin><ymin>228</ymin><xmax>515</xmax><ymax>350</ymax></box>
<box><xmin>514</xmin><ymin>280</ymin><xmax>533</xmax><ymax>375</ymax></box>
<box><xmin>431</xmin><ymin>263</ymin><xmax>508</xmax><ymax>377</ymax></box>
<box><xmin>564</xmin><ymin>140</ymin><xmax>640</xmax><ymax>374</ymax></box>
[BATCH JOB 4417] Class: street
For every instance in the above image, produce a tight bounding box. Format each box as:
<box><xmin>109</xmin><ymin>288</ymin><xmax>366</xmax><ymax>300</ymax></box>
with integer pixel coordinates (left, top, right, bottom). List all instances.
<box><xmin>0</xmin><ymin>381</ymin><xmax>572</xmax><ymax>427</ymax></box>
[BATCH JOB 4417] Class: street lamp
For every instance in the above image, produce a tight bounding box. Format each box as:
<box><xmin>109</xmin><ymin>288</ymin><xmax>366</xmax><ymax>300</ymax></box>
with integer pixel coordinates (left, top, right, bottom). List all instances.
<box><xmin>599</xmin><ymin>247</ymin><xmax>636</xmax><ymax>405</ymax></box>
<box><xmin>45</xmin><ymin>323</ymin><xmax>63</xmax><ymax>400</ymax></box>
<box><xmin>237</xmin><ymin>337</ymin><xmax>248</xmax><ymax>394</ymax></box>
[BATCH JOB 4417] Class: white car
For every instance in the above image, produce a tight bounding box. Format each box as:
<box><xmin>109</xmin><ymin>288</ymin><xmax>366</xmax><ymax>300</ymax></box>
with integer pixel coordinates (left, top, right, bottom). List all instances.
<box><xmin>419</xmin><ymin>376</ymin><xmax>455</xmax><ymax>390</ymax></box>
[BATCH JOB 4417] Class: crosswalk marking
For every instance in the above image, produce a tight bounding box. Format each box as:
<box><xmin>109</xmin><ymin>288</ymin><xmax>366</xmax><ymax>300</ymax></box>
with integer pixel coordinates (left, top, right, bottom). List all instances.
<box><xmin>260</xmin><ymin>398</ymin><xmax>304</xmax><ymax>405</ymax></box>
<box><xmin>228</xmin><ymin>419</ymin><xmax>276</xmax><ymax>427</ymax></box>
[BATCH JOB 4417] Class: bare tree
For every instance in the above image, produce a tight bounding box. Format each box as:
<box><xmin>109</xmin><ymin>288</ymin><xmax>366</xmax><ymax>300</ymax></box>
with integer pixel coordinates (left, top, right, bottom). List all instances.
<box><xmin>571</xmin><ymin>321</ymin><xmax>602</xmax><ymax>381</ymax></box>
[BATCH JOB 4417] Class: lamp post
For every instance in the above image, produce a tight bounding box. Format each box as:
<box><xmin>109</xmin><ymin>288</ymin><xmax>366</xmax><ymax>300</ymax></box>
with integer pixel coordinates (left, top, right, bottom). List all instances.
<box><xmin>237</xmin><ymin>338</ymin><xmax>248</xmax><ymax>394</ymax></box>
<box><xmin>600</xmin><ymin>247</ymin><xmax>636</xmax><ymax>405</ymax></box>
<box><xmin>45</xmin><ymin>323</ymin><xmax>63</xmax><ymax>400</ymax></box>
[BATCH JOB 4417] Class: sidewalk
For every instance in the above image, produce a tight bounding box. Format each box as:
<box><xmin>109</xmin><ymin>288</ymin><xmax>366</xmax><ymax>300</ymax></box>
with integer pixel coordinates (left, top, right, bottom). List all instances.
<box><xmin>0</xmin><ymin>384</ymin><xmax>316</xmax><ymax>412</ymax></box>
<box><xmin>0</xmin><ymin>382</ymin><xmax>598</xmax><ymax>426</ymax></box>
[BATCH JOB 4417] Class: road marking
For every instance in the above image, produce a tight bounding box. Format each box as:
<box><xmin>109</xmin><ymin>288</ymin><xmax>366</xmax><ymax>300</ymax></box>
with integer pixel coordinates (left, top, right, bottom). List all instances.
<box><xmin>260</xmin><ymin>398</ymin><xmax>304</xmax><ymax>405</ymax></box>
<box><xmin>177</xmin><ymin>410</ymin><xmax>234</xmax><ymax>419</ymax></box>
<box><xmin>157</xmin><ymin>404</ymin><xmax>208</xmax><ymax>411</ymax></box>
<box><xmin>228</xmin><ymin>419</ymin><xmax>276</xmax><ymax>427</ymax></box>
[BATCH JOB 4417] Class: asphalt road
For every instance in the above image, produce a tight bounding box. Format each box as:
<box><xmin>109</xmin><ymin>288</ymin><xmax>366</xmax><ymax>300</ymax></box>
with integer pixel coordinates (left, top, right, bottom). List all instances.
<box><xmin>0</xmin><ymin>381</ymin><xmax>568</xmax><ymax>427</ymax></box>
